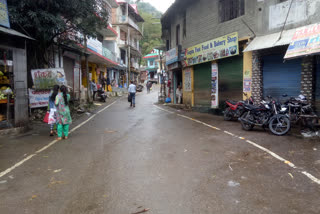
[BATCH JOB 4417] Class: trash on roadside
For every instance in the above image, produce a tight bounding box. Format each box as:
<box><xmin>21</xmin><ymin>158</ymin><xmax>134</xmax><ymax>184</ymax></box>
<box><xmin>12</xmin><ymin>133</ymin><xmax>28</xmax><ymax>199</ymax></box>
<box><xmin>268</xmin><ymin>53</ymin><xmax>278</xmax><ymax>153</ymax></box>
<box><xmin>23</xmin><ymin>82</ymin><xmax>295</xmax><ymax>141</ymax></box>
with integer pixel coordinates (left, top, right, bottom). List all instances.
<box><xmin>132</xmin><ymin>208</ymin><xmax>150</xmax><ymax>214</ymax></box>
<box><xmin>288</xmin><ymin>173</ymin><xmax>294</xmax><ymax>179</ymax></box>
<box><xmin>228</xmin><ymin>180</ymin><xmax>240</xmax><ymax>187</ymax></box>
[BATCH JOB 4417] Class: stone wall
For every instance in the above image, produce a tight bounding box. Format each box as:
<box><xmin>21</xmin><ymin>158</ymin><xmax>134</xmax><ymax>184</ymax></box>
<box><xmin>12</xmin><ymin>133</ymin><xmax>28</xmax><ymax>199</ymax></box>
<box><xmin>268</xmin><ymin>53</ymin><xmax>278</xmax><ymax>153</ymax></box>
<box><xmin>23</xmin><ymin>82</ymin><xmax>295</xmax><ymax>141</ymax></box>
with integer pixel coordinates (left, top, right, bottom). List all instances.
<box><xmin>301</xmin><ymin>56</ymin><xmax>315</xmax><ymax>103</ymax></box>
<box><xmin>251</xmin><ymin>51</ymin><xmax>263</xmax><ymax>104</ymax></box>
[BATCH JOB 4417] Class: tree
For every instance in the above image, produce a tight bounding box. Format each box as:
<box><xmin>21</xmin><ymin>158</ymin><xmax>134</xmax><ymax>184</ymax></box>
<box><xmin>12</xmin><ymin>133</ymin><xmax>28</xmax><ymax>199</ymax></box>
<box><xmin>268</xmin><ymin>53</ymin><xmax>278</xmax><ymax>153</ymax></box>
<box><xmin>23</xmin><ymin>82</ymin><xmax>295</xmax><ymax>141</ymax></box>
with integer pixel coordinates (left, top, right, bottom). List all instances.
<box><xmin>7</xmin><ymin>0</ymin><xmax>109</xmax><ymax>68</ymax></box>
<box><xmin>136</xmin><ymin>2</ymin><xmax>163</xmax><ymax>65</ymax></box>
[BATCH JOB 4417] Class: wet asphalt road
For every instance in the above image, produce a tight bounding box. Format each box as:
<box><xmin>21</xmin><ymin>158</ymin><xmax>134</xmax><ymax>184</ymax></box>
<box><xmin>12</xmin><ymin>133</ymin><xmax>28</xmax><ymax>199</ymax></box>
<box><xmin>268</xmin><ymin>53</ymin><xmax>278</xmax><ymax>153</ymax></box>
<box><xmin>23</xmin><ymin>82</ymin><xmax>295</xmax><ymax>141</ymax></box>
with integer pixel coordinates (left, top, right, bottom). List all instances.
<box><xmin>0</xmin><ymin>90</ymin><xmax>320</xmax><ymax>214</ymax></box>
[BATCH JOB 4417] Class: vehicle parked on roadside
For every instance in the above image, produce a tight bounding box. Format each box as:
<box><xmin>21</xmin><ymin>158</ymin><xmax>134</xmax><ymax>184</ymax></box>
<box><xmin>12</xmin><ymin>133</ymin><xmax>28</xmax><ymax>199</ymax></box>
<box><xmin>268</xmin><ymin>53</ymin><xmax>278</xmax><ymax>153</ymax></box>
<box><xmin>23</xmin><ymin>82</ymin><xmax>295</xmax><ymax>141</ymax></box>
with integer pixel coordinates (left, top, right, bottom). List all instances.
<box><xmin>239</xmin><ymin>96</ymin><xmax>291</xmax><ymax>136</ymax></box>
<box><xmin>97</xmin><ymin>88</ymin><xmax>107</xmax><ymax>102</ymax></box>
<box><xmin>223</xmin><ymin>93</ymin><xmax>254</xmax><ymax>121</ymax></box>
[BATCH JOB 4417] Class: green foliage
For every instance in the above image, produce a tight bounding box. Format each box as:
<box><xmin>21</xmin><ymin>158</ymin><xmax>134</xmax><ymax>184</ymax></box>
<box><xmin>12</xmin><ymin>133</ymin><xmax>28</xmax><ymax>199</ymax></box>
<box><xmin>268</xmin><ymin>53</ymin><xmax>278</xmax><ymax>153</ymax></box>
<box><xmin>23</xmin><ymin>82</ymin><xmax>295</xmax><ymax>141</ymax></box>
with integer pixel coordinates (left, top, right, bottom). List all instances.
<box><xmin>7</xmin><ymin>0</ymin><xmax>109</xmax><ymax>68</ymax></box>
<box><xmin>136</xmin><ymin>2</ymin><xmax>163</xmax><ymax>65</ymax></box>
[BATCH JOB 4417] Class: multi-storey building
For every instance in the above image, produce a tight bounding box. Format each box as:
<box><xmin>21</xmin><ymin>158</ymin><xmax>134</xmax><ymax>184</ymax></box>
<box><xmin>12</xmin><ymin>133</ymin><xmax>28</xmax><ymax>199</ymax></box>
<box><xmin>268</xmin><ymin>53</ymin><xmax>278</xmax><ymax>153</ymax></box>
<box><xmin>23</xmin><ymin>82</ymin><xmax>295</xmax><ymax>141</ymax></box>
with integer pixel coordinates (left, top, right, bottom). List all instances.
<box><xmin>162</xmin><ymin>0</ymin><xmax>320</xmax><ymax>114</ymax></box>
<box><xmin>111</xmin><ymin>1</ymin><xmax>144</xmax><ymax>86</ymax></box>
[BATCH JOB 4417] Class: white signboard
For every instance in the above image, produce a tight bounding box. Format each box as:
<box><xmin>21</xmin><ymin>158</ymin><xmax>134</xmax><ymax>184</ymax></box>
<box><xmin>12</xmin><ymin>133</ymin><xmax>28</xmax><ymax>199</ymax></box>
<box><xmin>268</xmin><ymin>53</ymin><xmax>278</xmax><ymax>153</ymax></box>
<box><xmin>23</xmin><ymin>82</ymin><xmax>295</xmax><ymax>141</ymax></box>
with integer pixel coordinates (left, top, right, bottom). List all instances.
<box><xmin>166</xmin><ymin>47</ymin><xmax>178</xmax><ymax>65</ymax></box>
<box><xmin>269</xmin><ymin>1</ymin><xmax>308</xmax><ymax>30</ymax></box>
<box><xmin>31</xmin><ymin>68</ymin><xmax>67</xmax><ymax>89</ymax></box>
<box><xmin>184</xmin><ymin>68</ymin><xmax>192</xmax><ymax>92</ymax></box>
<box><xmin>28</xmin><ymin>89</ymin><xmax>51</xmax><ymax>108</ymax></box>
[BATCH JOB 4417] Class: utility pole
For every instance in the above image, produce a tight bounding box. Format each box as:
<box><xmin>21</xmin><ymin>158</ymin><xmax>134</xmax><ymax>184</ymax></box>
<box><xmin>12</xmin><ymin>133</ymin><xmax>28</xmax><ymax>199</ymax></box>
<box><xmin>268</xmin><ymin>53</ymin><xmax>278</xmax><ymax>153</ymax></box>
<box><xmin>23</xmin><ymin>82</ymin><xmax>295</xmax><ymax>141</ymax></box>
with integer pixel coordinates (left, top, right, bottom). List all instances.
<box><xmin>84</xmin><ymin>35</ymin><xmax>91</xmax><ymax>102</ymax></box>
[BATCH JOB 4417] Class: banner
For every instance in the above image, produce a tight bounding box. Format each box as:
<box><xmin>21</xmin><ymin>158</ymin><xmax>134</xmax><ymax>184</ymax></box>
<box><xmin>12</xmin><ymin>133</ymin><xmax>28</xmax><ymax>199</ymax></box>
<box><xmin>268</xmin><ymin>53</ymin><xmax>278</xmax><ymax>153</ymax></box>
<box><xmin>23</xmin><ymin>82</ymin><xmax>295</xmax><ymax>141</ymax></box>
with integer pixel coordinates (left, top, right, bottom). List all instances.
<box><xmin>184</xmin><ymin>32</ymin><xmax>239</xmax><ymax>66</ymax></box>
<box><xmin>31</xmin><ymin>68</ymin><xmax>67</xmax><ymax>89</ymax></box>
<box><xmin>184</xmin><ymin>68</ymin><xmax>192</xmax><ymax>92</ymax></box>
<box><xmin>285</xmin><ymin>23</ymin><xmax>320</xmax><ymax>59</ymax></box>
<box><xmin>0</xmin><ymin>0</ymin><xmax>10</xmax><ymax>28</ymax></box>
<box><xmin>211</xmin><ymin>62</ymin><xmax>219</xmax><ymax>108</ymax></box>
<box><xmin>28</xmin><ymin>89</ymin><xmax>51</xmax><ymax>108</ymax></box>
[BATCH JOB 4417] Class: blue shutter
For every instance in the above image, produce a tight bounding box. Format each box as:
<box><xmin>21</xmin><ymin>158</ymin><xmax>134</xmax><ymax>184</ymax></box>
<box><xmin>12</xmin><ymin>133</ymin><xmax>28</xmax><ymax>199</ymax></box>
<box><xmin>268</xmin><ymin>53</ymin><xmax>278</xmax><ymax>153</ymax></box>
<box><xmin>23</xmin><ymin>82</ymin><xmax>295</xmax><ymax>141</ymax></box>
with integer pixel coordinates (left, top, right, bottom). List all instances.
<box><xmin>263</xmin><ymin>55</ymin><xmax>301</xmax><ymax>100</ymax></box>
<box><xmin>315</xmin><ymin>62</ymin><xmax>320</xmax><ymax>115</ymax></box>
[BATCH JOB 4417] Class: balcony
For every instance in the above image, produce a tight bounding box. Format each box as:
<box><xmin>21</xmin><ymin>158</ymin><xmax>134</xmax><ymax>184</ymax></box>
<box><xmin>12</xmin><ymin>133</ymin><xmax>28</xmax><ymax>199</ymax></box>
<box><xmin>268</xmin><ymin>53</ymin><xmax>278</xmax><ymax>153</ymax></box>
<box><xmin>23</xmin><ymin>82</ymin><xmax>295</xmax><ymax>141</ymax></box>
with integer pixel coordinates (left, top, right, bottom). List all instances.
<box><xmin>117</xmin><ymin>15</ymin><xmax>141</xmax><ymax>33</ymax></box>
<box><xmin>102</xmin><ymin>47</ymin><xmax>116</xmax><ymax>62</ymax></box>
<box><xmin>119</xmin><ymin>39</ymin><xmax>141</xmax><ymax>53</ymax></box>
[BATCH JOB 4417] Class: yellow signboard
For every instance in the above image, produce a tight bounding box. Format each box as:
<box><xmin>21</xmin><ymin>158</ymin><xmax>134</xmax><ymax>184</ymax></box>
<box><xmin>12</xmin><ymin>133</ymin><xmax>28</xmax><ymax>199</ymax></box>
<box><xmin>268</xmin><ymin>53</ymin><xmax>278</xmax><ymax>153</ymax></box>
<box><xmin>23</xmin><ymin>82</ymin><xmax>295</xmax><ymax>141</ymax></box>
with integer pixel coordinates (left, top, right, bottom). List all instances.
<box><xmin>183</xmin><ymin>32</ymin><xmax>239</xmax><ymax>67</ymax></box>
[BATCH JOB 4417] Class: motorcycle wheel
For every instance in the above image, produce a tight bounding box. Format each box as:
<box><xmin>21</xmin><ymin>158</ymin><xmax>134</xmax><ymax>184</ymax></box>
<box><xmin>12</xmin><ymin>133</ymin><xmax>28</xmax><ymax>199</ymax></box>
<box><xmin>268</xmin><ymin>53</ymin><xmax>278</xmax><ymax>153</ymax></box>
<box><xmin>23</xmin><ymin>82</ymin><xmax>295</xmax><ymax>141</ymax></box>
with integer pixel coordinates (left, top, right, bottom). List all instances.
<box><xmin>269</xmin><ymin>116</ymin><xmax>291</xmax><ymax>136</ymax></box>
<box><xmin>240</xmin><ymin>112</ymin><xmax>254</xmax><ymax>131</ymax></box>
<box><xmin>223</xmin><ymin>107</ymin><xmax>233</xmax><ymax>121</ymax></box>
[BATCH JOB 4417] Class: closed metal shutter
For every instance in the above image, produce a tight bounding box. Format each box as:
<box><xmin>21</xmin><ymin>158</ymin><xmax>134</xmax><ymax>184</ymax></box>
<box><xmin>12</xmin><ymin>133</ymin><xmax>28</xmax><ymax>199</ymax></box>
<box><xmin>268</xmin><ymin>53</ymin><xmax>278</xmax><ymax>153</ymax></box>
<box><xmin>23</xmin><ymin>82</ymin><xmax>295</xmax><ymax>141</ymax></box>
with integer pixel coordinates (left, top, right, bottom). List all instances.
<box><xmin>193</xmin><ymin>62</ymin><xmax>211</xmax><ymax>107</ymax></box>
<box><xmin>218</xmin><ymin>56</ymin><xmax>243</xmax><ymax>107</ymax></box>
<box><xmin>316</xmin><ymin>61</ymin><xmax>320</xmax><ymax>115</ymax></box>
<box><xmin>263</xmin><ymin>55</ymin><xmax>301</xmax><ymax>100</ymax></box>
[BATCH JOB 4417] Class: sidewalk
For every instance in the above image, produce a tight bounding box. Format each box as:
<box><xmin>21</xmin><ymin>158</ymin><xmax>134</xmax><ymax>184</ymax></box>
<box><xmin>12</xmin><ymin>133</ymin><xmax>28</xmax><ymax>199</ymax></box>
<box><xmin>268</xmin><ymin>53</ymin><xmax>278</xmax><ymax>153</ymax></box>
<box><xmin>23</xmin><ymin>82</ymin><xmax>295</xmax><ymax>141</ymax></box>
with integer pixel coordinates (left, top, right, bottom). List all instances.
<box><xmin>158</xmin><ymin>103</ymin><xmax>320</xmax><ymax>180</ymax></box>
<box><xmin>0</xmin><ymin>97</ymin><xmax>120</xmax><ymax>173</ymax></box>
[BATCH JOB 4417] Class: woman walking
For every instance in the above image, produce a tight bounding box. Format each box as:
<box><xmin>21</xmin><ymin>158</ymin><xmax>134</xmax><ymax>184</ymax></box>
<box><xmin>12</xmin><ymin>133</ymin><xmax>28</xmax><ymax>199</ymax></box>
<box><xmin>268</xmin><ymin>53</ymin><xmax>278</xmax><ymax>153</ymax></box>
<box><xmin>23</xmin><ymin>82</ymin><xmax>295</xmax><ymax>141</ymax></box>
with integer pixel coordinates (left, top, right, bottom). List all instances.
<box><xmin>48</xmin><ymin>85</ymin><xmax>59</xmax><ymax>136</ymax></box>
<box><xmin>55</xmin><ymin>85</ymin><xmax>72</xmax><ymax>140</ymax></box>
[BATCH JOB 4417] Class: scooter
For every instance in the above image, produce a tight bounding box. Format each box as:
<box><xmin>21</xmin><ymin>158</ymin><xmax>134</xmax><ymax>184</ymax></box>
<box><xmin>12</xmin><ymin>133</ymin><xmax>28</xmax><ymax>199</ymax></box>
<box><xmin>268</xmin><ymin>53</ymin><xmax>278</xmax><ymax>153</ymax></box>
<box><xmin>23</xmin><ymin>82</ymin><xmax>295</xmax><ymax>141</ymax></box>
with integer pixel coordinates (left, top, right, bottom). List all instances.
<box><xmin>97</xmin><ymin>88</ymin><xmax>107</xmax><ymax>102</ymax></box>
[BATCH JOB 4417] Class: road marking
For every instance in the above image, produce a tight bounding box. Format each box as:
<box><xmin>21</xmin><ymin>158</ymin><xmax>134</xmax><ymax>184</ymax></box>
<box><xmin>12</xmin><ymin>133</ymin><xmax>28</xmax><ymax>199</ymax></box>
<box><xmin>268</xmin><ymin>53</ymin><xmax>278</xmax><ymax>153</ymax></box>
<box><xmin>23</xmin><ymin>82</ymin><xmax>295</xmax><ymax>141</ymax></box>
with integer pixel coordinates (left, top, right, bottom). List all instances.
<box><xmin>0</xmin><ymin>101</ymin><xmax>117</xmax><ymax>178</ymax></box>
<box><xmin>154</xmin><ymin>104</ymin><xmax>320</xmax><ymax>185</ymax></box>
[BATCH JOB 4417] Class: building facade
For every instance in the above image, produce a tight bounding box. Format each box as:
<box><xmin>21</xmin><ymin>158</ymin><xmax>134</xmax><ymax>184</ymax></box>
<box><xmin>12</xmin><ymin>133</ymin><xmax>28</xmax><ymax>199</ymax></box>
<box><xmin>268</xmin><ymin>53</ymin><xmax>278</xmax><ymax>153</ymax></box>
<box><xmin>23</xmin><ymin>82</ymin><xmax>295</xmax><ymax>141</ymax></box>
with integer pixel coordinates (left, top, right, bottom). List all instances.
<box><xmin>112</xmin><ymin>1</ymin><xmax>144</xmax><ymax>86</ymax></box>
<box><xmin>162</xmin><ymin>0</ymin><xmax>320</xmax><ymax>115</ymax></box>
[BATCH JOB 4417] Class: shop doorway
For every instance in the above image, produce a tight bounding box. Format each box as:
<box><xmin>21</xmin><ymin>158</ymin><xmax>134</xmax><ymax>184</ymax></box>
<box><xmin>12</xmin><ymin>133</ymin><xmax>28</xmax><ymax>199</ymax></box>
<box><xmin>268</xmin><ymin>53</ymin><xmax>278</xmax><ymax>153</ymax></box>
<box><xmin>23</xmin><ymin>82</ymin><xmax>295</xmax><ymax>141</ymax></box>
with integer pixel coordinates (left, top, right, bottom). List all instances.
<box><xmin>193</xmin><ymin>62</ymin><xmax>211</xmax><ymax>107</ymax></box>
<box><xmin>263</xmin><ymin>54</ymin><xmax>301</xmax><ymax>100</ymax></box>
<box><xmin>173</xmin><ymin>70</ymin><xmax>182</xmax><ymax>104</ymax></box>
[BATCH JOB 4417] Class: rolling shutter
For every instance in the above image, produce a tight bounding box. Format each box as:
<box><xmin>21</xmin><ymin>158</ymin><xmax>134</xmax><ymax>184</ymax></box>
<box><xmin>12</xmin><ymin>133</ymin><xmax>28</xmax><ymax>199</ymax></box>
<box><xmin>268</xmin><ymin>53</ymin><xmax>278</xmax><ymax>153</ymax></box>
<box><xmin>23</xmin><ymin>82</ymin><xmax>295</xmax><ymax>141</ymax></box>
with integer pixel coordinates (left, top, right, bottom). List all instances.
<box><xmin>193</xmin><ymin>62</ymin><xmax>211</xmax><ymax>107</ymax></box>
<box><xmin>263</xmin><ymin>55</ymin><xmax>301</xmax><ymax>100</ymax></box>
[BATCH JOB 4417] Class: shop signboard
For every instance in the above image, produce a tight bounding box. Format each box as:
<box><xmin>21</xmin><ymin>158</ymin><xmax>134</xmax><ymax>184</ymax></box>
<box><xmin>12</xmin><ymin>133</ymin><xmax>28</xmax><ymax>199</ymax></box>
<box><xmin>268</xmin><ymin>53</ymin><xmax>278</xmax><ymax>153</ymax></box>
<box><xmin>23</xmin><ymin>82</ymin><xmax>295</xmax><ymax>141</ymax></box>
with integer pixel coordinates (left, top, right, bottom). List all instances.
<box><xmin>28</xmin><ymin>89</ymin><xmax>51</xmax><ymax>108</ymax></box>
<box><xmin>166</xmin><ymin>47</ymin><xmax>179</xmax><ymax>65</ymax></box>
<box><xmin>211</xmin><ymin>62</ymin><xmax>219</xmax><ymax>108</ymax></box>
<box><xmin>184</xmin><ymin>67</ymin><xmax>192</xmax><ymax>92</ymax></box>
<box><xmin>31</xmin><ymin>68</ymin><xmax>67</xmax><ymax>89</ymax></box>
<box><xmin>184</xmin><ymin>32</ymin><xmax>239</xmax><ymax>67</ymax></box>
<box><xmin>243</xmin><ymin>69</ymin><xmax>252</xmax><ymax>93</ymax></box>
<box><xmin>285</xmin><ymin>23</ymin><xmax>320</xmax><ymax>59</ymax></box>
<box><xmin>0</xmin><ymin>0</ymin><xmax>10</xmax><ymax>28</ymax></box>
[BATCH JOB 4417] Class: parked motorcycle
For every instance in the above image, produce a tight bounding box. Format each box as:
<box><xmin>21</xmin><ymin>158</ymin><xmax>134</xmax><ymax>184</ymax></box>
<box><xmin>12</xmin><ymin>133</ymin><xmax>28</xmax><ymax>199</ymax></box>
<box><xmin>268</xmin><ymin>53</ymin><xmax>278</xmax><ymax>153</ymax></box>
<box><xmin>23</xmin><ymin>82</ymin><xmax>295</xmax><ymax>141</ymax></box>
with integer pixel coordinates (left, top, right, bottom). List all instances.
<box><xmin>239</xmin><ymin>96</ymin><xmax>291</xmax><ymax>136</ymax></box>
<box><xmin>97</xmin><ymin>88</ymin><xmax>107</xmax><ymax>102</ymax></box>
<box><xmin>280</xmin><ymin>94</ymin><xmax>319</xmax><ymax>131</ymax></box>
<box><xmin>224</xmin><ymin>92</ymin><xmax>254</xmax><ymax>121</ymax></box>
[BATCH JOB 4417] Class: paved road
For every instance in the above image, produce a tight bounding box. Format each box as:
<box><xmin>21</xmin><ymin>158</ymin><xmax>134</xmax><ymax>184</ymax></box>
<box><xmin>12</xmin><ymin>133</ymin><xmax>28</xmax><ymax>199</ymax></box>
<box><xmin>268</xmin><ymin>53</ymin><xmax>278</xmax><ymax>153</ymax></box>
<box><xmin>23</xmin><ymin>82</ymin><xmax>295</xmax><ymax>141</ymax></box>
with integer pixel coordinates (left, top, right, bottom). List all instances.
<box><xmin>0</xmin><ymin>90</ymin><xmax>320</xmax><ymax>214</ymax></box>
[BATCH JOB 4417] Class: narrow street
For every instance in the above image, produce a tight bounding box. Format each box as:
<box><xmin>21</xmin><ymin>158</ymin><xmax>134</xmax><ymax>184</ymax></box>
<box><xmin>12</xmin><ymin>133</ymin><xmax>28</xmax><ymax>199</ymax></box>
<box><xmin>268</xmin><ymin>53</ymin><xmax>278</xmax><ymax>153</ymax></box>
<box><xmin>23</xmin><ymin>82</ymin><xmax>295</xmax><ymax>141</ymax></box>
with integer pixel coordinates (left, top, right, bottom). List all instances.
<box><xmin>0</xmin><ymin>90</ymin><xmax>319</xmax><ymax>214</ymax></box>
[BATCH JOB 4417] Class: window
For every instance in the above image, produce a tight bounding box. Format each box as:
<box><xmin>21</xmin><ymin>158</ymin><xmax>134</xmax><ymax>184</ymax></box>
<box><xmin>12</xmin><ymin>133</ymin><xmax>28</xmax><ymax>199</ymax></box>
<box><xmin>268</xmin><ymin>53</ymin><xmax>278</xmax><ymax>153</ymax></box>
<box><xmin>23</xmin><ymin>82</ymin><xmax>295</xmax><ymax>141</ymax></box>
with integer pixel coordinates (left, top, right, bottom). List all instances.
<box><xmin>166</xmin><ymin>40</ymin><xmax>170</xmax><ymax>51</ymax></box>
<box><xmin>150</xmin><ymin>60</ymin><xmax>154</xmax><ymax>66</ymax></box>
<box><xmin>183</xmin><ymin>11</ymin><xmax>187</xmax><ymax>39</ymax></box>
<box><xmin>219</xmin><ymin>0</ymin><xmax>245</xmax><ymax>22</ymax></box>
<box><xmin>176</xmin><ymin>24</ymin><xmax>180</xmax><ymax>46</ymax></box>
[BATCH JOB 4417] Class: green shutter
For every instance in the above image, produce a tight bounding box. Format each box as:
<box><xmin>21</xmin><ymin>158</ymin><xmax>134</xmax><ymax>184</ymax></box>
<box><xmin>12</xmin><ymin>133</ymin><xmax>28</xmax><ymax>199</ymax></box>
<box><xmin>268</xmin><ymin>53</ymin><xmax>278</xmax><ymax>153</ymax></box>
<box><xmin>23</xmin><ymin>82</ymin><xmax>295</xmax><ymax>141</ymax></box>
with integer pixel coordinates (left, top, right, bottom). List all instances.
<box><xmin>218</xmin><ymin>56</ymin><xmax>243</xmax><ymax>107</ymax></box>
<box><xmin>194</xmin><ymin>62</ymin><xmax>211</xmax><ymax>107</ymax></box>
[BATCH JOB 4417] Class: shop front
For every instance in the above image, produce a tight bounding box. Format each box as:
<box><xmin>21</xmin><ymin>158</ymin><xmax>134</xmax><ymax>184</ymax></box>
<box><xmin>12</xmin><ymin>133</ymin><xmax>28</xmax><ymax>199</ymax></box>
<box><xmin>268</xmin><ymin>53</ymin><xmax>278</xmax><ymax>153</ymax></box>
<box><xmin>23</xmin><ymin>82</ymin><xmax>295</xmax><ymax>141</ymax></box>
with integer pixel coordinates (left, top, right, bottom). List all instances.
<box><xmin>166</xmin><ymin>47</ymin><xmax>182</xmax><ymax>104</ymax></box>
<box><xmin>183</xmin><ymin>32</ymin><xmax>240</xmax><ymax>110</ymax></box>
<box><xmin>316</xmin><ymin>57</ymin><xmax>320</xmax><ymax>115</ymax></box>
<box><xmin>0</xmin><ymin>28</ymin><xmax>33</xmax><ymax>128</ymax></box>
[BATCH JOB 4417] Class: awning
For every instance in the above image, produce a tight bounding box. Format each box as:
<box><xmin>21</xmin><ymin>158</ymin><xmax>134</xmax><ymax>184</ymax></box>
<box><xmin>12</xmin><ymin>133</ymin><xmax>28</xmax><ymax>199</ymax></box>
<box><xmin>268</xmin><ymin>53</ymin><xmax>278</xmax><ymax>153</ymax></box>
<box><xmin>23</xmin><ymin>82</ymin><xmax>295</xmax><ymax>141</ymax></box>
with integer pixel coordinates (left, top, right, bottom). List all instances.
<box><xmin>244</xmin><ymin>28</ymin><xmax>296</xmax><ymax>52</ymax></box>
<box><xmin>0</xmin><ymin>26</ymin><xmax>34</xmax><ymax>40</ymax></box>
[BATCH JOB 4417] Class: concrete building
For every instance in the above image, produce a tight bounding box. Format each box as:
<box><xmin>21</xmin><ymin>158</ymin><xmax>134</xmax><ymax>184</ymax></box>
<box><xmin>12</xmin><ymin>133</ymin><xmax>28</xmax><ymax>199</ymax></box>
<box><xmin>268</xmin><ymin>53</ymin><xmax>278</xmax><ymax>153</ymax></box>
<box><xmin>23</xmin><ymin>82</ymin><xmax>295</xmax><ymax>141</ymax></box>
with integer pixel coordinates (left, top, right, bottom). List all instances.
<box><xmin>112</xmin><ymin>1</ymin><xmax>144</xmax><ymax>86</ymax></box>
<box><xmin>162</xmin><ymin>0</ymin><xmax>320</xmax><ymax>114</ymax></box>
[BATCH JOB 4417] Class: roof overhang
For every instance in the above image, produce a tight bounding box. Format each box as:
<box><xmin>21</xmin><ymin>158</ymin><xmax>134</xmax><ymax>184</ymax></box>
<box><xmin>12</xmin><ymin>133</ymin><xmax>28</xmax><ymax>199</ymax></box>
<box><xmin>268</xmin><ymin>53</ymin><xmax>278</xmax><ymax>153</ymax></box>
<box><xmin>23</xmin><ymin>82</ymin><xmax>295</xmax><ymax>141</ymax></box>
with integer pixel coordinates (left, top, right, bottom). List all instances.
<box><xmin>0</xmin><ymin>26</ymin><xmax>34</xmax><ymax>40</ymax></box>
<box><xmin>244</xmin><ymin>28</ymin><xmax>297</xmax><ymax>52</ymax></box>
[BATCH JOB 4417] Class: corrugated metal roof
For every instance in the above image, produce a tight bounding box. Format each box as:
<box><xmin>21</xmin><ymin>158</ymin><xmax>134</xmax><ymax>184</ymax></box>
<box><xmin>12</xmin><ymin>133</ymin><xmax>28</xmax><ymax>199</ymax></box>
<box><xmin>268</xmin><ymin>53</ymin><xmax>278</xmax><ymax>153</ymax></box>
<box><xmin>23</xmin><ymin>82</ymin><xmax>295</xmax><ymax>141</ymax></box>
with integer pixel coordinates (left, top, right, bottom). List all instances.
<box><xmin>0</xmin><ymin>26</ymin><xmax>34</xmax><ymax>40</ymax></box>
<box><xmin>243</xmin><ymin>28</ymin><xmax>296</xmax><ymax>52</ymax></box>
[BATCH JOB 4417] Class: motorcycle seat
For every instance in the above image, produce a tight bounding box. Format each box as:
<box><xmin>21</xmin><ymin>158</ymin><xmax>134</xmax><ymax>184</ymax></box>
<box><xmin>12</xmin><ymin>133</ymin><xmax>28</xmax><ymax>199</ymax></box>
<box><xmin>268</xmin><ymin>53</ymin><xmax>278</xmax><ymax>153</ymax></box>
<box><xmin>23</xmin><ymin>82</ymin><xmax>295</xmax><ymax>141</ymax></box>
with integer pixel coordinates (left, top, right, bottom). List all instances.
<box><xmin>227</xmin><ymin>100</ymin><xmax>238</xmax><ymax>105</ymax></box>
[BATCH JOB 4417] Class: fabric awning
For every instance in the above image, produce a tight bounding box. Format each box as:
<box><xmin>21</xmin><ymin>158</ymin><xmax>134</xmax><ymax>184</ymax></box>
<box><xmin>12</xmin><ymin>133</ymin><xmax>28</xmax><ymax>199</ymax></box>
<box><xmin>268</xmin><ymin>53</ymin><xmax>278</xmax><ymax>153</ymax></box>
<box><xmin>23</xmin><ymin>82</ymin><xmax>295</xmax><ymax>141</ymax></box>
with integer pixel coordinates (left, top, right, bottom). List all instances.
<box><xmin>243</xmin><ymin>28</ymin><xmax>296</xmax><ymax>52</ymax></box>
<box><xmin>0</xmin><ymin>26</ymin><xmax>34</xmax><ymax>40</ymax></box>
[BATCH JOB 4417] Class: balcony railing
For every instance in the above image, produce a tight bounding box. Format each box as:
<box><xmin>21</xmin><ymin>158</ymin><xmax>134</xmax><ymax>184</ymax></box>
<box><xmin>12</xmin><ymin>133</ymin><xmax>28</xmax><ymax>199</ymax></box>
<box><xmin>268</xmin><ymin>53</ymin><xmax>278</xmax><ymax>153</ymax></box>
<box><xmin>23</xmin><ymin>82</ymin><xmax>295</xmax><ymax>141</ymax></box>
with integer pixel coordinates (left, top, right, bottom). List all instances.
<box><xmin>119</xmin><ymin>39</ymin><xmax>141</xmax><ymax>52</ymax></box>
<box><xmin>102</xmin><ymin>47</ymin><xmax>116</xmax><ymax>62</ymax></box>
<box><xmin>118</xmin><ymin>15</ymin><xmax>141</xmax><ymax>32</ymax></box>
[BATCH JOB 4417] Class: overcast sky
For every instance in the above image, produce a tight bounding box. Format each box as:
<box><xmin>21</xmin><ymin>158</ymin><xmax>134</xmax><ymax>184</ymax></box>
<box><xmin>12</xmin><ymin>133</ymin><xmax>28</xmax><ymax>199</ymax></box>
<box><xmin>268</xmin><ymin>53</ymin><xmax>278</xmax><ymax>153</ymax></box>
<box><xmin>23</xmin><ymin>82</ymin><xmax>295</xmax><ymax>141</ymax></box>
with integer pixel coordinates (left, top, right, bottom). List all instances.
<box><xmin>142</xmin><ymin>0</ymin><xmax>175</xmax><ymax>13</ymax></box>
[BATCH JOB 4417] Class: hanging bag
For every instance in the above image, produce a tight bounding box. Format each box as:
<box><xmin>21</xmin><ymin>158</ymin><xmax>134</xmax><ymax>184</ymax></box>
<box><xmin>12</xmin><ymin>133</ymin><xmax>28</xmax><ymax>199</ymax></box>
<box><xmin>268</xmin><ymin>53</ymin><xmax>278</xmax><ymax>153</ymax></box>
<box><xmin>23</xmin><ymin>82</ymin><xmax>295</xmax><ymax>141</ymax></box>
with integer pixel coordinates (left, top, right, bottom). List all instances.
<box><xmin>128</xmin><ymin>93</ymin><xmax>132</xmax><ymax>102</ymax></box>
<box><xmin>43</xmin><ymin>111</ymin><xmax>49</xmax><ymax>123</ymax></box>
